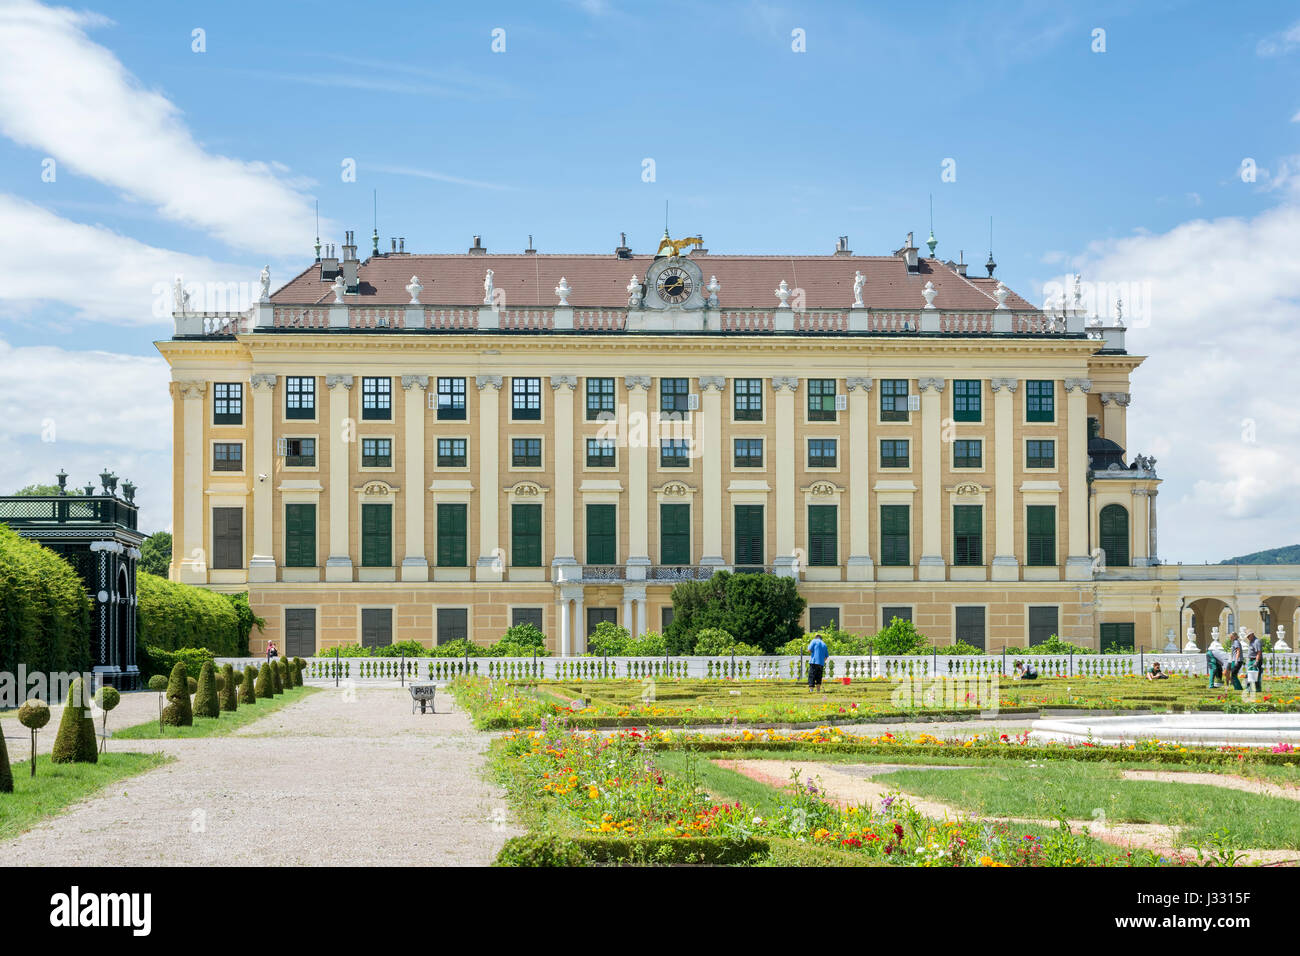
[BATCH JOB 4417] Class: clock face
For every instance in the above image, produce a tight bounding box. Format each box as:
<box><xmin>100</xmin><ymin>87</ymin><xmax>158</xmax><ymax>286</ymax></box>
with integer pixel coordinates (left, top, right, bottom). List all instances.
<box><xmin>656</xmin><ymin>266</ymin><xmax>693</xmax><ymax>304</ymax></box>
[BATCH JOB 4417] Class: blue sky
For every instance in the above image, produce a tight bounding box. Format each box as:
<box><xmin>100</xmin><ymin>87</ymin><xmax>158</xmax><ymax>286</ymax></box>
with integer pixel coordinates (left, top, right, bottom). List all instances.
<box><xmin>1</xmin><ymin>0</ymin><xmax>1299</xmax><ymax>559</ymax></box>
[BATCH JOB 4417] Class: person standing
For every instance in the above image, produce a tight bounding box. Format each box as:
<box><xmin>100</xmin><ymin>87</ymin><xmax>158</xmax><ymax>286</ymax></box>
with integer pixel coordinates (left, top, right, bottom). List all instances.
<box><xmin>806</xmin><ymin>632</ymin><xmax>829</xmax><ymax>692</ymax></box>
<box><xmin>1245</xmin><ymin>630</ymin><xmax>1264</xmax><ymax>691</ymax></box>
<box><xmin>1228</xmin><ymin>631</ymin><xmax>1244</xmax><ymax>691</ymax></box>
<box><xmin>266</xmin><ymin>640</ymin><xmax>278</xmax><ymax>664</ymax></box>
<box><xmin>1207</xmin><ymin>640</ymin><xmax>1230</xmax><ymax>689</ymax></box>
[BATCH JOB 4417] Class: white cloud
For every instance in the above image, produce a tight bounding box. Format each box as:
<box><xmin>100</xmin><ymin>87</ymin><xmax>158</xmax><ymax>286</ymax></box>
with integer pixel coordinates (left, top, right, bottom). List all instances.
<box><xmin>0</xmin><ymin>337</ymin><xmax>172</xmax><ymax>531</ymax></box>
<box><xmin>1257</xmin><ymin>21</ymin><xmax>1300</xmax><ymax>57</ymax></box>
<box><xmin>0</xmin><ymin>0</ymin><xmax>321</xmax><ymax>254</ymax></box>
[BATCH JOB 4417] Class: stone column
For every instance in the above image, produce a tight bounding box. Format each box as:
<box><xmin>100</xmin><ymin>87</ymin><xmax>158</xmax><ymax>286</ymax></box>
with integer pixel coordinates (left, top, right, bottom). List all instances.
<box><xmin>1131</xmin><ymin>487</ymin><xmax>1151</xmax><ymax>566</ymax></box>
<box><xmin>698</xmin><ymin>375</ymin><xmax>726</xmax><ymax>567</ymax></box>
<box><xmin>623</xmin><ymin>593</ymin><xmax>633</xmax><ymax>633</ymax></box>
<box><xmin>637</xmin><ymin>596</ymin><xmax>647</xmax><ymax>638</ymax></box>
<box><xmin>573</xmin><ymin>590</ymin><xmax>586</xmax><ymax>654</ymax></box>
<box><xmin>846</xmin><ymin>377</ymin><xmax>874</xmax><ymax>581</ymax></box>
<box><xmin>1147</xmin><ymin>488</ymin><xmax>1159</xmax><ymax>562</ymax></box>
<box><xmin>917</xmin><ymin>377</ymin><xmax>946</xmax><ymax>581</ymax></box>
<box><xmin>551</xmin><ymin>376</ymin><xmax>579</xmax><ymax>582</ymax></box>
<box><xmin>990</xmin><ymin>378</ymin><xmax>1019</xmax><ymax>580</ymax></box>
<box><xmin>1064</xmin><ymin>378</ymin><xmax>1093</xmax><ymax>580</ymax></box>
<box><xmin>177</xmin><ymin>381</ymin><xmax>207</xmax><ymax>583</ymax></box>
<box><xmin>558</xmin><ymin>596</ymin><xmax>571</xmax><ymax>656</ymax></box>
<box><xmin>325</xmin><ymin>375</ymin><xmax>354</xmax><ymax>581</ymax></box>
<box><xmin>401</xmin><ymin>375</ymin><xmax>429</xmax><ymax>581</ymax></box>
<box><xmin>625</xmin><ymin>376</ymin><xmax>653</xmax><ymax>576</ymax></box>
<box><xmin>771</xmin><ymin>377</ymin><xmax>798</xmax><ymax>575</ymax></box>
<box><xmin>248</xmin><ymin>373</ymin><xmax>277</xmax><ymax>582</ymax></box>
<box><xmin>623</xmin><ymin>583</ymin><xmax>647</xmax><ymax>639</ymax></box>
<box><xmin>475</xmin><ymin>375</ymin><xmax>503</xmax><ymax>581</ymax></box>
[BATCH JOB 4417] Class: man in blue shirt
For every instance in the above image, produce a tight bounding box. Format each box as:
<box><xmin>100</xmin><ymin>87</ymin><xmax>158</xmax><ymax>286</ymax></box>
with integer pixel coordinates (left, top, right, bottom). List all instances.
<box><xmin>806</xmin><ymin>633</ymin><xmax>829</xmax><ymax>691</ymax></box>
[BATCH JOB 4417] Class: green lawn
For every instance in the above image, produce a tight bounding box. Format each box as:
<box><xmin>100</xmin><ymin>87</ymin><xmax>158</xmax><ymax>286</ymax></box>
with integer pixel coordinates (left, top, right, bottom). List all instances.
<box><xmin>112</xmin><ymin>686</ymin><xmax>318</xmax><ymax>740</ymax></box>
<box><xmin>871</xmin><ymin>761</ymin><xmax>1300</xmax><ymax>849</ymax></box>
<box><xmin>0</xmin><ymin>752</ymin><xmax>172</xmax><ymax>841</ymax></box>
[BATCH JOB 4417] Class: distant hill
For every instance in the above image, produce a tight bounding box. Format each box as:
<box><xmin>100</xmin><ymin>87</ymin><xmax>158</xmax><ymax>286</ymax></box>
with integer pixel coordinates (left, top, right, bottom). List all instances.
<box><xmin>1220</xmin><ymin>544</ymin><xmax>1300</xmax><ymax>565</ymax></box>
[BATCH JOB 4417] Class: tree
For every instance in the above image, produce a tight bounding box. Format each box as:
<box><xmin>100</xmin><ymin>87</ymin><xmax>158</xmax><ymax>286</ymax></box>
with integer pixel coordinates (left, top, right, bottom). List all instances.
<box><xmin>17</xmin><ymin>700</ymin><xmax>50</xmax><ymax>777</ymax></box>
<box><xmin>139</xmin><ymin>532</ymin><xmax>172</xmax><ymax>577</ymax></box>
<box><xmin>255</xmin><ymin>663</ymin><xmax>274</xmax><ymax>700</ymax></box>
<box><xmin>239</xmin><ymin>667</ymin><xmax>257</xmax><ymax>704</ymax></box>
<box><xmin>271</xmin><ymin>659</ymin><xmax>284</xmax><ymax>694</ymax></box>
<box><xmin>13</xmin><ymin>484</ymin><xmax>83</xmax><ymax>496</ymax></box>
<box><xmin>872</xmin><ymin>616</ymin><xmax>928</xmax><ymax>655</ymax></box>
<box><xmin>50</xmin><ymin>678</ymin><xmax>98</xmax><ymax>763</ymax></box>
<box><xmin>94</xmin><ymin>686</ymin><xmax>121</xmax><ymax>753</ymax></box>
<box><xmin>162</xmin><ymin>662</ymin><xmax>194</xmax><ymax>727</ymax></box>
<box><xmin>665</xmin><ymin>571</ymin><xmax>806</xmax><ymax>654</ymax></box>
<box><xmin>220</xmin><ymin>663</ymin><xmax>238</xmax><ymax>710</ymax></box>
<box><xmin>193</xmin><ymin>662</ymin><xmax>220</xmax><ymax>718</ymax></box>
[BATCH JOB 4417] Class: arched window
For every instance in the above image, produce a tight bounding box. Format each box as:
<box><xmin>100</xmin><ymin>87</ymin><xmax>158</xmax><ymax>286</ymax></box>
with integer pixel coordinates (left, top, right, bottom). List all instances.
<box><xmin>1099</xmin><ymin>504</ymin><xmax>1129</xmax><ymax>567</ymax></box>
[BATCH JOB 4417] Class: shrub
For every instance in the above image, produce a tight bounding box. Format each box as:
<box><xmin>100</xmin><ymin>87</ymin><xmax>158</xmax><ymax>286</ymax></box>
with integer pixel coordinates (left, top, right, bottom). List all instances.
<box><xmin>271</xmin><ymin>660</ymin><xmax>284</xmax><ymax>694</ymax></box>
<box><xmin>224</xmin><ymin>592</ymin><xmax>265</xmax><ymax>656</ymax></box>
<box><xmin>146</xmin><ymin>675</ymin><xmax>168</xmax><ymax>692</ymax></box>
<box><xmin>193</xmin><ymin>662</ymin><xmax>220</xmax><ymax>719</ymax></box>
<box><xmin>500</xmin><ymin>622</ymin><xmax>546</xmax><ymax>650</ymax></box>
<box><xmin>94</xmin><ymin>686</ymin><xmax>121</xmax><ymax>743</ymax></box>
<box><xmin>623</xmin><ymin>630</ymin><xmax>666</xmax><ymax>657</ymax></box>
<box><xmin>220</xmin><ymin>664</ymin><xmax>238</xmax><ymax>711</ymax></box>
<box><xmin>732</xmin><ymin>642</ymin><xmax>764</xmax><ymax>655</ymax></box>
<box><xmin>162</xmin><ymin>663</ymin><xmax>193</xmax><ymax>727</ymax></box>
<box><xmin>240</xmin><ymin>667</ymin><xmax>257</xmax><ymax>704</ymax></box>
<box><xmin>50</xmin><ymin>678</ymin><xmax>98</xmax><ymax>763</ymax></box>
<box><xmin>138</xmin><ymin>645</ymin><xmax>217</xmax><ymax>682</ymax></box>
<box><xmin>587</xmin><ymin>620</ymin><xmax>632</xmax><ymax>656</ymax></box>
<box><xmin>372</xmin><ymin>640</ymin><xmax>429</xmax><ymax>658</ymax></box>
<box><xmin>255</xmin><ymin>663</ymin><xmax>274</xmax><ymax>700</ymax></box>
<box><xmin>692</xmin><ymin>627</ymin><xmax>736</xmax><ymax>656</ymax></box>
<box><xmin>186</xmin><ymin>677</ymin><xmax>197</xmax><ymax>695</ymax></box>
<box><xmin>0</xmin><ymin>525</ymin><xmax>91</xmax><ymax>679</ymax></box>
<box><xmin>431</xmin><ymin>638</ymin><xmax>487</xmax><ymax>658</ymax></box>
<box><xmin>493</xmin><ymin>834</ymin><xmax>587</xmax><ymax>868</ymax></box>
<box><xmin>871</xmin><ymin>617</ymin><xmax>928</xmax><ymax>656</ymax></box>
<box><xmin>1022</xmin><ymin>635</ymin><xmax>1094</xmax><ymax>656</ymax></box>
<box><xmin>925</xmin><ymin>641</ymin><xmax>985</xmax><ymax>655</ymax></box>
<box><xmin>17</xmin><ymin>698</ymin><xmax>51</xmax><ymax>778</ymax></box>
<box><xmin>666</xmin><ymin>571</ymin><xmax>805</xmax><ymax>653</ymax></box>
<box><xmin>293</xmin><ymin>658</ymin><xmax>305</xmax><ymax>686</ymax></box>
<box><xmin>136</xmin><ymin>572</ymin><xmax>242</xmax><ymax>655</ymax></box>
<box><xmin>0</xmin><ymin>721</ymin><xmax>11</xmax><ymax>792</ymax></box>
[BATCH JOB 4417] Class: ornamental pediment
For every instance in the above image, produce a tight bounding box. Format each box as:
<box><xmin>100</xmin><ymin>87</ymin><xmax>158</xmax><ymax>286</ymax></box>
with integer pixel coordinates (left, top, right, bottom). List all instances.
<box><xmin>354</xmin><ymin>480</ymin><xmax>399</xmax><ymax>497</ymax></box>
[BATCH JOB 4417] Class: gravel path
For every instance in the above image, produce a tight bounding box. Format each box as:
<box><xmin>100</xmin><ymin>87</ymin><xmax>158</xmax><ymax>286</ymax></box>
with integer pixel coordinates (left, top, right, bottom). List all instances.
<box><xmin>3</xmin><ymin>690</ymin><xmax>161</xmax><ymax>757</ymax></box>
<box><xmin>0</xmin><ymin>686</ymin><xmax>520</xmax><ymax>866</ymax></box>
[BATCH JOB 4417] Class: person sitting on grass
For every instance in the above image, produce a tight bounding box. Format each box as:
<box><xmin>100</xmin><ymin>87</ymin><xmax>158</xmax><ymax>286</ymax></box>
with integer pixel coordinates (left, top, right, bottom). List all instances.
<box><xmin>1146</xmin><ymin>661</ymin><xmax>1169</xmax><ymax>681</ymax></box>
<box><xmin>806</xmin><ymin>632</ymin><xmax>829</xmax><ymax>692</ymax></box>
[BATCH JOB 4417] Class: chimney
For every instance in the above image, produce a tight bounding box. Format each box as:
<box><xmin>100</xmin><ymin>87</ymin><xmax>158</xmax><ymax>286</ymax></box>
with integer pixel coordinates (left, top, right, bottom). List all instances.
<box><xmin>614</xmin><ymin>231</ymin><xmax>631</xmax><ymax>258</ymax></box>
<box><xmin>398</xmin><ymin>238</ymin><xmax>405</xmax><ymax>254</ymax></box>
<box><xmin>833</xmin><ymin>236</ymin><xmax>852</xmax><ymax>256</ymax></box>
<box><xmin>894</xmin><ymin>231</ymin><xmax>920</xmax><ymax>272</ymax></box>
<box><xmin>341</xmin><ymin>230</ymin><xmax>360</xmax><ymax>292</ymax></box>
<box><xmin>525</xmin><ymin>234</ymin><xmax>536</xmax><ymax>255</ymax></box>
<box><xmin>953</xmin><ymin>250</ymin><xmax>967</xmax><ymax>277</ymax></box>
<box><xmin>468</xmin><ymin>235</ymin><xmax>487</xmax><ymax>255</ymax></box>
<box><xmin>320</xmin><ymin>241</ymin><xmax>339</xmax><ymax>281</ymax></box>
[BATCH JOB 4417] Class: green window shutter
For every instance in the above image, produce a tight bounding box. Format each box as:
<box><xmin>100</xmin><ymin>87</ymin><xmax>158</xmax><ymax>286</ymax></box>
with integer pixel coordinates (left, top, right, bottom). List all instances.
<box><xmin>1027</xmin><ymin>380</ymin><xmax>1055</xmax><ymax>422</ymax></box>
<box><xmin>808</xmin><ymin>504</ymin><xmax>837</xmax><ymax>566</ymax></box>
<box><xmin>284</xmin><ymin>503</ymin><xmax>316</xmax><ymax>567</ymax></box>
<box><xmin>734</xmin><ymin>505</ymin><xmax>764</xmax><ymax>566</ymax></box>
<box><xmin>953</xmin><ymin>379</ymin><xmax>982</xmax><ymax>422</ymax></box>
<box><xmin>880</xmin><ymin>505</ymin><xmax>909</xmax><ymax>566</ymax></box>
<box><xmin>660</xmin><ymin>503</ymin><xmax>691</xmax><ymax>565</ymax></box>
<box><xmin>1099</xmin><ymin>504</ymin><xmax>1130</xmax><ymax>567</ymax></box>
<box><xmin>1100</xmin><ymin>622</ymin><xmax>1135</xmax><ymax>651</ymax></box>
<box><xmin>512</xmin><ymin>503</ymin><xmax>542</xmax><ymax>567</ymax></box>
<box><xmin>1026</xmin><ymin>505</ymin><xmax>1056</xmax><ymax>566</ymax></box>
<box><xmin>952</xmin><ymin>504</ymin><xmax>982</xmax><ymax>566</ymax></box>
<box><xmin>586</xmin><ymin>504</ymin><xmax>617</xmax><ymax>565</ymax></box>
<box><xmin>360</xmin><ymin>503</ymin><xmax>392</xmax><ymax>567</ymax></box>
<box><xmin>437</xmin><ymin>503</ymin><xmax>468</xmax><ymax>567</ymax></box>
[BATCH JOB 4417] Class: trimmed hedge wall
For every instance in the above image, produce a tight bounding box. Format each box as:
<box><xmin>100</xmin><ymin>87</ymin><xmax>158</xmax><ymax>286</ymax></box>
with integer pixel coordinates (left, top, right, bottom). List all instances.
<box><xmin>0</xmin><ymin>524</ymin><xmax>90</xmax><ymax>677</ymax></box>
<box><xmin>136</xmin><ymin>573</ymin><xmax>242</xmax><ymax>657</ymax></box>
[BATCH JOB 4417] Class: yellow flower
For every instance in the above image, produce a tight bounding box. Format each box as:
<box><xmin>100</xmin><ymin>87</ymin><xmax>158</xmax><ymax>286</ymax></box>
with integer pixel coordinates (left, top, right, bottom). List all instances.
<box><xmin>587</xmin><ymin>785</ymin><xmax>599</xmax><ymax>800</ymax></box>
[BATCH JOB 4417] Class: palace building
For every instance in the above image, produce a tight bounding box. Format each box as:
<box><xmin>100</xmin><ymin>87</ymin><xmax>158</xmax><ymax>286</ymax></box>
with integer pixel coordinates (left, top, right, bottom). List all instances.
<box><xmin>156</xmin><ymin>230</ymin><xmax>1300</xmax><ymax>657</ymax></box>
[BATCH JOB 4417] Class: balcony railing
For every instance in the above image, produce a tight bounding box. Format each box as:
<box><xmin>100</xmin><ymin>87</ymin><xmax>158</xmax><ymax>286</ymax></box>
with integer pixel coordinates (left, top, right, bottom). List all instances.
<box><xmin>0</xmin><ymin>495</ymin><xmax>139</xmax><ymax>531</ymax></box>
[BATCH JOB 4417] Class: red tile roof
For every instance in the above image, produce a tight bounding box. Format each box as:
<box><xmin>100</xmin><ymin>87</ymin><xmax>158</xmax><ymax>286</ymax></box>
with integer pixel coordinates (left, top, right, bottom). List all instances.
<box><xmin>270</xmin><ymin>252</ymin><xmax>1040</xmax><ymax>311</ymax></box>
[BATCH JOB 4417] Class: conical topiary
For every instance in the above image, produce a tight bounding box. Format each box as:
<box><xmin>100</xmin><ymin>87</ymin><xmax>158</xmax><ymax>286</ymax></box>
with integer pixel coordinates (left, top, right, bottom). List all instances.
<box><xmin>255</xmin><ymin>663</ymin><xmax>274</xmax><ymax>700</ymax></box>
<box><xmin>294</xmin><ymin>657</ymin><xmax>306</xmax><ymax>686</ymax></box>
<box><xmin>220</xmin><ymin>664</ymin><xmax>238</xmax><ymax>711</ymax></box>
<box><xmin>50</xmin><ymin>678</ymin><xmax>98</xmax><ymax>763</ymax></box>
<box><xmin>0</xmin><ymin>719</ymin><xmax>12</xmax><ymax>793</ymax></box>
<box><xmin>240</xmin><ymin>667</ymin><xmax>257</xmax><ymax>705</ymax></box>
<box><xmin>271</xmin><ymin>659</ymin><xmax>284</xmax><ymax>695</ymax></box>
<box><xmin>193</xmin><ymin>662</ymin><xmax>220</xmax><ymax>719</ymax></box>
<box><xmin>162</xmin><ymin>662</ymin><xmax>194</xmax><ymax>727</ymax></box>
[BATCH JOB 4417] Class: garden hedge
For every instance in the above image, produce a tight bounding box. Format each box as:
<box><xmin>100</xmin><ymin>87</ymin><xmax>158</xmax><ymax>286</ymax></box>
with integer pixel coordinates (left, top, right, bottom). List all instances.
<box><xmin>136</xmin><ymin>573</ymin><xmax>244</xmax><ymax>657</ymax></box>
<box><xmin>50</xmin><ymin>677</ymin><xmax>98</xmax><ymax>763</ymax></box>
<box><xmin>0</xmin><ymin>525</ymin><xmax>91</xmax><ymax>678</ymax></box>
<box><xmin>138</xmin><ymin>645</ymin><xmax>216</xmax><ymax>682</ymax></box>
<box><xmin>493</xmin><ymin>833</ymin><xmax>768</xmax><ymax>866</ymax></box>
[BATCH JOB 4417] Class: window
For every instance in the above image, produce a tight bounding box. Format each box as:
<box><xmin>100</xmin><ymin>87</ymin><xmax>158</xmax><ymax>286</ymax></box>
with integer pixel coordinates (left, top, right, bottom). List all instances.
<box><xmin>284</xmin><ymin>503</ymin><xmax>316</xmax><ymax>567</ymax></box>
<box><xmin>1028</xmin><ymin>606</ymin><xmax>1059</xmax><ymax>645</ymax></box>
<box><xmin>361</xmin><ymin>438</ymin><xmax>391</xmax><ymax>468</ymax></box>
<box><xmin>955</xmin><ymin>607</ymin><xmax>986</xmax><ymax>650</ymax></box>
<box><xmin>437</xmin><ymin>438</ymin><xmax>467</xmax><ymax>468</ymax></box>
<box><xmin>808</xmin><ymin>439</ymin><xmax>837</xmax><ymax>469</ymax></box>
<box><xmin>286</xmin><ymin>377</ymin><xmax>315</xmax><ymax>419</ymax></box>
<box><xmin>436</xmin><ymin>378</ymin><xmax>466</xmax><ymax>420</ymax></box>
<box><xmin>437</xmin><ymin>608</ymin><xmax>468</xmax><ymax>645</ymax></box>
<box><xmin>512</xmin><ymin>377</ymin><xmax>541</xmax><ymax>420</ymax></box>
<box><xmin>661</xmin><ymin>607</ymin><xmax>674</xmax><ymax>631</ymax></box>
<box><xmin>586</xmin><ymin>504</ymin><xmax>617</xmax><ymax>565</ymax></box>
<box><xmin>1026</xmin><ymin>439</ymin><xmax>1055</xmax><ymax>469</ymax></box>
<box><xmin>1087</xmin><ymin>416</ymin><xmax>1101</xmax><ymax>439</ymax></box>
<box><xmin>437</xmin><ymin>503</ymin><xmax>467</xmax><ymax>567</ymax></box>
<box><xmin>511</xmin><ymin>503</ymin><xmax>542</xmax><ymax>567</ymax></box>
<box><xmin>1026</xmin><ymin>380</ymin><xmax>1055</xmax><ymax>422</ymax></box>
<box><xmin>880</xmin><ymin>439</ymin><xmax>910</xmax><ymax>468</ymax></box>
<box><xmin>361</xmin><ymin>377</ymin><xmax>391</xmax><ymax>420</ymax></box>
<box><xmin>880</xmin><ymin>379</ymin><xmax>909</xmax><ymax>421</ymax></box>
<box><xmin>809</xmin><ymin>607</ymin><xmax>839</xmax><ymax>632</ymax></box>
<box><xmin>660</xmin><ymin>439</ymin><xmax>691</xmax><ymax>468</ymax></box>
<box><xmin>512</xmin><ymin>607</ymin><xmax>544</xmax><ymax>630</ymax></box>
<box><xmin>586</xmin><ymin>378</ymin><xmax>616</xmax><ymax>421</ymax></box>
<box><xmin>952</xmin><ymin>380</ymin><xmax>981</xmax><ymax>422</ymax></box>
<box><xmin>734</xmin><ymin>378</ymin><xmax>763</xmax><ymax>421</ymax></box>
<box><xmin>660</xmin><ymin>378</ymin><xmax>690</xmax><ymax>414</ymax></box>
<box><xmin>283</xmin><ymin>437</ymin><xmax>316</xmax><ymax>468</ymax></box>
<box><xmin>880</xmin><ymin>505</ymin><xmax>909</xmax><ymax>566</ymax></box>
<box><xmin>882</xmin><ymin>606</ymin><xmax>912</xmax><ymax>626</ymax></box>
<box><xmin>808</xmin><ymin>379</ymin><xmax>837</xmax><ymax>421</ymax></box>
<box><xmin>1099</xmin><ymin>504</ymin><xmax>1130</xmax><ymax>567</ymax></box>
<box><xmin>361</xmin><ymin>503</ymin><xmax>392</xmax><ymax>567</ymax></box>
<box><xmin>586</xmin><ymin>438</ymin><xmax>616</xmax><ymax>468</ymax></box>
<box><xmin>587</xmin><ymin>607</ymin><xmax>617</xmax><ymax>636</ymax></box>
<box><xmin>1100</xmin><ymin>622</ymin><xmax>1135</xmax><ymax>651</ymax></box>
<box><xmin>734</xmin><ymin>504</ymin><xmax>764</xmax><ymax>568</ymax></box>
<box><xmin>213</xmin><ymin>442</ymin><xmax>243</xmax><ymax>472</ymax></box>
<box><xmin>953</xmin><ymin>439</ymin><xmax>983</xmax><ymax>469</ymax></box>
<box><xmin>284</xmin><ymin>608</ymin><xmax>316</xmax><ymax>658</ymax></box>
<box><xmin>212</xmin><ymin>506</ymin><xmax>243</xmax><ymax>569</ymax></box>
<box><xmin>733</xmin><ymin>438</ymin><xmax>764</xmax><ymax>468</ymax></box>
<box><xmin>214</xmin><ymin>383</ymin><xmax>243</xmax><ymax>425</ymax></box>
<box><xmin>953</xmin><ymin>504</ymin><xmax>982</xmax><ymax>566</ymax></box>
<box><xmin>1026</xmin><ymin>505</ymin><xmax>1056</xmax><ymax>566</ymax></box>
<box><xmin>361</xmin><ymin>608</ymin><xmax>392</xmax><ymax>648</ymax></box>
<box><xmin>808</xmin><ymin>505</ymin><xmax>837</xmax><ymax>566</ymax></box>
<box><xmin>660</xmin><ymin>503</ymin><xmax>691</xmax><ymax>565</ymax></box>
<box><xmin>512</xmin><ymin>438</ymin><xmax>542</xmax><ymax>468</ymax></box>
